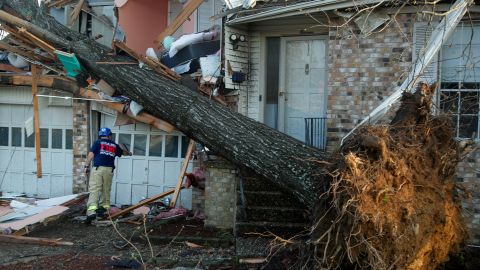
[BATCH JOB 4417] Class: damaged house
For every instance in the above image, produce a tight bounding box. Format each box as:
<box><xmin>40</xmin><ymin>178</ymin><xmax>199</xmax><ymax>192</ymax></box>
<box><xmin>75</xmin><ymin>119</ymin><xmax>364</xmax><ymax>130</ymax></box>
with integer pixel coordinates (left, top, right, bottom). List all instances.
<box><xmin>0</xmin><ymin>0</ymin><xmax>479</xmax><ymax>268</ymax></box>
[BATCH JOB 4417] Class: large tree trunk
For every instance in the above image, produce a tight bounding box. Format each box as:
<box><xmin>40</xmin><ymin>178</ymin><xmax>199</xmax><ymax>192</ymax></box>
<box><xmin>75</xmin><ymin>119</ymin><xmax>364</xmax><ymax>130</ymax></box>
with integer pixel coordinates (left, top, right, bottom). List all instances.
<box><xmin>0</xmin><ymin>0</ymin><xmax>328</xmax><ymax>207</ymax></box>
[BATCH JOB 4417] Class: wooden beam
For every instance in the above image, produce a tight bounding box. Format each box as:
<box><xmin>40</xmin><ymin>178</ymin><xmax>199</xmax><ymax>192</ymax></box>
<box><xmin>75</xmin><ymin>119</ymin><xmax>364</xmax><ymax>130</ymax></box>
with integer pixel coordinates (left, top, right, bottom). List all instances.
<box><xmin>31</xmin><ymin>65</ymin><xmax>42</xmax><ymax>179</ymax></box>
<box><xmin>18</xmin><ymin>27</ymin><xmax>57</xmax><ymax>57</ymax></box>
<box><xmin>0</xmin><ymin>234</ymin><xmax>73</xmax><ymax>246</ymax></box>
<box><xmin>0</xmin><ymin>42</ymin><xmax>43</xmax><ymax>62</ymax></box>
<box><xmin>109</xmin><ymin>187</ymin><xmax>184</xmax><ymax>219</ymax></box>
<box><xmin>79</xmin><ymin>89</ymin><xmax>176</xmax><ymax>133</ymax></box>
<box><xmin>171</xmin><ymin>139</ymin><xmax>195</xmax><ymax>207</ymax></box>
<box><xmin>154</xmin><ymin>0</ymin><xmax>204</xmax><ymax>45</ymax></box>
<box><xmin>0</xmin><ymin>63</ymin><xmax>26</xmax><ymax>73</ymax></box>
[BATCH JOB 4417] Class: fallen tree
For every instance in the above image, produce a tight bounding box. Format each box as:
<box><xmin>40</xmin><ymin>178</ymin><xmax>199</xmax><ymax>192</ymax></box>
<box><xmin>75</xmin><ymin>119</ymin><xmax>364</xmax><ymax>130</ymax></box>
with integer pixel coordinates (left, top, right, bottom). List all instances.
<box><xmin>0</xmin><ymin>1</ymin><xmax>468</xmax><ymax>269</ymax></box>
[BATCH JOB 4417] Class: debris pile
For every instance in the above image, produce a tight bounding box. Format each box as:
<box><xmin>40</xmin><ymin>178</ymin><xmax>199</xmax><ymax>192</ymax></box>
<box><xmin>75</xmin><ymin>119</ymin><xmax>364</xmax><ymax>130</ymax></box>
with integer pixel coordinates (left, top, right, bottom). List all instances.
<box><xmin>305</xmin><ymin>84</ymin><xmax>467</xmax><ymax>269</ymax></box>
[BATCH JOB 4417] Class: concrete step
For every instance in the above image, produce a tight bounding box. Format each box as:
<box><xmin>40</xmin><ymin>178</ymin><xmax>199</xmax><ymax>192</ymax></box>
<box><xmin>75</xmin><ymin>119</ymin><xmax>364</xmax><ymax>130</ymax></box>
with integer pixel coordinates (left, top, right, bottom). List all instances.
<box><xmin>237</xmin><ymin>206</ymin><xmax>309</xmax><ymax>223</ymax></box>
<box><xmin>237</xmin><ymin>190</ymin><xmax>305</xmax><ymax>208</ymax></box>
<box><xmin>235</xmin><ymin>221</ymin><xmax>308</xmax><ymax>237</ymax></box>
<box><xmin>239</xmin><ymin>176</ymin><xmax>277</xmax><ymax>192</ymax></box>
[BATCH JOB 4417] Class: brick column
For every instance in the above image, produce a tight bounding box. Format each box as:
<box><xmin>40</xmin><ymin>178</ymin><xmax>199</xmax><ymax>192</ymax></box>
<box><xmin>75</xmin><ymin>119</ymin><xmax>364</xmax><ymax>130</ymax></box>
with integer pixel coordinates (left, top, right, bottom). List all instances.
<box><xmin>72</xmin><ymin>99</ymin><xmax>90</xmax><ymax>193</ymax></box>
<box><xmin>204</xmin><ymin>158</ymin><xmax>237</xmax><ymax>229</ymax></box>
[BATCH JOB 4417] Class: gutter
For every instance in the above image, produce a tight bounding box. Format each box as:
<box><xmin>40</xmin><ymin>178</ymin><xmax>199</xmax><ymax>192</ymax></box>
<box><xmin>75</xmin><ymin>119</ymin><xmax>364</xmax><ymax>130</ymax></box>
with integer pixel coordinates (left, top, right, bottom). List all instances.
<box><xmin>226</xmin><ymin>0</ymin><xmax>384</xmax><ymax>25</ymax></box>
<box><xmin>341</xmin><ymin>0</ymin><xmax>473</xmax><ymax>145</ymax></box>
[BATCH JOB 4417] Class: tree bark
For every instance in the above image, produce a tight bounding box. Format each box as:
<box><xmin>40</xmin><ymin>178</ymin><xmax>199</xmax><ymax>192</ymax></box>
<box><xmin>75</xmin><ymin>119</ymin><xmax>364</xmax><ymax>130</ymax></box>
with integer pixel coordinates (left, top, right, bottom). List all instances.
<box><xmin>0</xmin><ymin>0</ymin><xmax>329</xmax><ymax>207</ymax></box>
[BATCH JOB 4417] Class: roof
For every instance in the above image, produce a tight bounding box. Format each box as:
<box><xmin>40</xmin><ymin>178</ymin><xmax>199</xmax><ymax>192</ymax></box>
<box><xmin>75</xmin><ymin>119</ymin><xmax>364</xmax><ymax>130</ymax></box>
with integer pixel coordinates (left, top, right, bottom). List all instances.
<box><xmin>226</xmin><ymin>0</ymin><xmax>386</xmax><ymax>25</ymax></box>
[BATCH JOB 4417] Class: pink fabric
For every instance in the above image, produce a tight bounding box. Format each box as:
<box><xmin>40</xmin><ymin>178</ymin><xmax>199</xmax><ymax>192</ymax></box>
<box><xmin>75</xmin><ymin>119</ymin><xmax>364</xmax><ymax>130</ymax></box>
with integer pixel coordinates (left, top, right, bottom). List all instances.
<box><xmin>0</xmin><ymin>206</ymin><xmax>13</xmax><ymax>218</ymax></box>
<box><xmin>132</xmin><ymin>206</ymin><xmax>150</xmax><ymax>215</ymax></box>
<box><xmin>154</xmin><ymin>207</ymin><xmax>187</xmax><ymax>220</ymax></box>
<box><xmin>108</xmin><ymin>207</ymin><xmax>122</xmax><ymax>215</ymax></box>
<box><xmin>0</xmin><ymin>206</ymin><xmax>68</xmax><ymax>231</ymax></box>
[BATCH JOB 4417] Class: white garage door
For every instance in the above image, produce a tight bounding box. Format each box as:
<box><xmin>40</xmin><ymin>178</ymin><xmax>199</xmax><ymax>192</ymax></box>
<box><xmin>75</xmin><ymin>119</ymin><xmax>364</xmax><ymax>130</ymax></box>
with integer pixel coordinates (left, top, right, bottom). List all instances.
<box><xmin>0</xmin><ymin>104</ymin><xmax>73</xmax><ymax>198</ymax></box>
<box><xmin>101</xmin><ymin>114</ymin><xmax>192</xmax><ymax>209</ymax></box>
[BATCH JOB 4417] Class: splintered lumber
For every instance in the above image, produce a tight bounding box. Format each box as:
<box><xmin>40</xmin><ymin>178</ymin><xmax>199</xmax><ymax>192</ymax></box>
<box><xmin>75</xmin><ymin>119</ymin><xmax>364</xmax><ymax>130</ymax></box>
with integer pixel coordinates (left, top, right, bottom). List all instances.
<box><xmin>68</xmin><ymin>0</ymin><xmax>85</xmax><ymax>27</ymax></box>
<box><xmin>79</xmin><ymin>88</ymin><xmax>176</xmax><ymax>133</ymax></box>
<box><xmin>0</xmin><ymin>234</ymin><xmax>73</xmax><ymax>246</ymax></box>
<box><xmin>113</xmin><ymin>41</ymin><xmax>180</xmax><ymax>81</ymax></box>
<box><xmin>0</xmin><ymin>2</ymin><xmax>327</xmax><ymax>207</ymax></box>
<box><xmin>31</xmin><ymin>65</ymin><xmax>42</xmax><ymax>179</ymax></box>
<box><xmin>0</xmin><ymin>63</ymin><xmax>25</xmax><ymax>73</ymax></box>
<box><xmin>109</xmin><ymin>187</ymin><xmax>184</xmax><ymax>219</ymax></box>
<box><xmin>18</xmin><ymin>27</ymin><xmax>57</xmax><ymax>57</ymax></box>
<box><xmin>154</xmin><ymin>0</ymin><xmax>204</xmax><ymax>45</ymax></box>
<box><xmin>171</xmin><ymin>139</ymin><xmax>195</xmax><ymax>207</ymax></box>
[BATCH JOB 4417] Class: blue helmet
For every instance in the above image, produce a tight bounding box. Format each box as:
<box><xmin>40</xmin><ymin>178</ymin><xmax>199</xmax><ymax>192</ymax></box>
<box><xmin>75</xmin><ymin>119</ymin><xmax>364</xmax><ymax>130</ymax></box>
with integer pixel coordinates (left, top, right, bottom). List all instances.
<box><xmin>98</xmin><ymin>127</ymin><xmax>112</xmax><ymax>137</ymax></box>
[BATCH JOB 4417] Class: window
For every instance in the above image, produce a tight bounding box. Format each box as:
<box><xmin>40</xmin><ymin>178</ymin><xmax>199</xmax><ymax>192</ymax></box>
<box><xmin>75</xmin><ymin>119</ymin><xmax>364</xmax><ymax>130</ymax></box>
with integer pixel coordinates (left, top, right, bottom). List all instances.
<box><xmin>11</xmin><ymin>127</ymin><xmax>21</xmax><ymax>147</ymax></box>
<box><xmin>51</xmin><ymin>129</ymin><xmax>63</xmax><ymax>149</ymax></box>
<box><xmin>133</xmin><ymin>134</ymin><xmax>147</xmax><ymax>156</ymax></box>
<box><xmin>118</xmin><ymin>134</ymin><xmax>132</xmax><ymax>153</ymax></box>
<box><xmin>149</xmin><ymin>135</ymin><xmax>163</xmax><ymax>157</ymax></box>
<box><xmin>0</xmin><ymin>127</ymin><xmax>8</xmax><ymax>146</ymax></box>
<box><xmin>65</xmin><ymin>129</ymin><xmax>73</xmax><ymax>150</ymax></box>
<box><xmin>25</xmin><ymin>130</ymin><xmax>34</xmax><ymax>148</ymax></box>
<box><xmin>439</xmin><ymin>23</ymin><xmax>480</xmax><ymax>140</ymax></box>
<box><xmin>165</xmin><ymin>135</ymin><xmax>178</xmax><ymax>158</ymax></box>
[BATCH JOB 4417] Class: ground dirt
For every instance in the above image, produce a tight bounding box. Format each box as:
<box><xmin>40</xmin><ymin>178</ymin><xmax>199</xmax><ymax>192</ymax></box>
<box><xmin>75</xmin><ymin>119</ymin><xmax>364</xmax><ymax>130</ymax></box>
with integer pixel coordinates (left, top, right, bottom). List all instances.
<box><xmin>0</xmin><ymin>217</ymin><xmax>234</xmax><ymax>269</ymax></box>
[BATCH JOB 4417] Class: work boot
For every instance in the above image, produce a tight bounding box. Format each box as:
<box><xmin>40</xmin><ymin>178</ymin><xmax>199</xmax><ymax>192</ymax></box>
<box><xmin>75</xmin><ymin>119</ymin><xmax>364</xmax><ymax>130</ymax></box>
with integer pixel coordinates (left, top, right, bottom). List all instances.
<box><xmin>96</xmin><ymin>207</ymin><xmax>107</xmax><ymax>219</ymax></box>
<box><xmin>84</xmin><ymin>213</ymin><xmax>96</xmax><ymax>225</ymax></box>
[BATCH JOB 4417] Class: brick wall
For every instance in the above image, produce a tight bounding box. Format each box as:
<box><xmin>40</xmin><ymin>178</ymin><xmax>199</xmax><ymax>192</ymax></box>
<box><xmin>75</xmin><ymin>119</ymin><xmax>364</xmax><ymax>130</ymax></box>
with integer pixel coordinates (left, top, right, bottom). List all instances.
<box><xmin>457</xmin><ymin>149</ymin><xmax>480</xmax><ymax>244</ymax></box>
<box><xmin>326</xmin><ymin>14</ymin><xmax>414</xmax><ymax>150</ymax></box>
<box><xmin>72</xmin><ymin>100</ymin><xmax>90</xmax><ymax>193</ymax></box>
<box><xmin>203</xmin><ymin>158</ymin><xmax>237</xmax><ymax>229</ymax></box>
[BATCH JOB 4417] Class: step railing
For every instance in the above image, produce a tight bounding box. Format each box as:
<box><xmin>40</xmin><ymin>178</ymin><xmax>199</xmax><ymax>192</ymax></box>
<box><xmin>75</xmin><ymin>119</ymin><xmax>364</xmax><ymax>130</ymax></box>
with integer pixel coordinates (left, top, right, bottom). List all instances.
<box><xmin>305</xmin><ymin>117</ymin><xmax>327</xmax><ymax>150</ymax></box>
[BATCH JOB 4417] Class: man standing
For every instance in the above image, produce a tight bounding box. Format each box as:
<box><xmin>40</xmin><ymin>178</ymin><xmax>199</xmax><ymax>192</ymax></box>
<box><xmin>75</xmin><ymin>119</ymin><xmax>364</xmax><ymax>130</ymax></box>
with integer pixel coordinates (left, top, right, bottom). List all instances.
<box><xmin>84</xmin><ymin>127</ymin><xmax>131</xmax><ymax>223</ymax></box>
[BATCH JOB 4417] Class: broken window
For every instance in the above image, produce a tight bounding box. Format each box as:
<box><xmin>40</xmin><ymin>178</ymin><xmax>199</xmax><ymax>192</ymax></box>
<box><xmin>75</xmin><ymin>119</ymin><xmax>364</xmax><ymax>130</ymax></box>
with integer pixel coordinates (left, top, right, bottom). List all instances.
<box><xmin>439</xmin><ymin>23</ymin><xmax>480</xmax><ymax>140</ymax></box>
<box><xmin>0</xmin><ymin>127</ymin><xmax>8</xmax><ymax>146</ymax></box>
<box><xmin>51</xmin><ymin>129</ymin><xmax>63</xmax><ymax>149</ymax></box>
<box><xmin>119</xmin><ymin>134</ymin><xmax>132</xmax><ymax>153</ymax></box>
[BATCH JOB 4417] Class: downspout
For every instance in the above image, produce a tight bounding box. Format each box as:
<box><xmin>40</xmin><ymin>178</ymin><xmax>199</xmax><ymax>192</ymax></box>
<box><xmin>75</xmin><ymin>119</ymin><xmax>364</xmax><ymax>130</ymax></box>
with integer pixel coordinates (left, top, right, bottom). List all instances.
<box><xmin>341</xmin><ymin>0</ymin><xmax>473</xmax><ymax>145</ymax></box>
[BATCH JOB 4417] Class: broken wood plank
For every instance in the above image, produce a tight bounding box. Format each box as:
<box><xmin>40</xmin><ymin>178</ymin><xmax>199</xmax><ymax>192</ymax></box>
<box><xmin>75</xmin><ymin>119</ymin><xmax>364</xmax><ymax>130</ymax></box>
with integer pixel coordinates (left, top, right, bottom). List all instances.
<box><xmin>31</xmin><ymin>65</ymin><xmax>42</xmax><ymax>179</ymax></box>
<box><xmin>79</xmin><ymin>88</ymin><xmax>176</xmax><ymax>133</ymax></box>
<box><xmin>0</xmin><ymin>234</ymin><xmax>73</xmax><ymax>246</ymax></box>
<box><xmin>68</xmin><ymin>0</ymin><xmax>85</xmax><ymax>27</ymax></box>
<box><xmin>0</xmin><ymin>63</ymin><xmax>26</xmax><ymax>73</ymax></box>
<box><xmin>46</xmin><ymin>0</ymin><xmax>76</xmax><ymax>8</ymax></box>
<box><xmin>0</xmin><ymin>74</ymin><xmax>79</xmax><ymax>94</ymax></box>
<box><xmin>171</xmin><ymin>139</ymin><xmax>195</xmax><ymax>207</ymax></box>
<box><xmin>0</xmin><ymin>42</ymin><xmax>43</xmax><ymax>62</ymax></box>
<box><xmin>18</xmin><ymin>27</ymin><xmax>57</xmax><ymax>57</ymax></box>
<box><xmin>154</xmin><ymin>0</ymin><xmax>204</xmax><ymax>45</ymax></box>
<box><xmin>109</xmin><ymin>187</ymin><xmax>184</xmax><ymax>219</ymax></box>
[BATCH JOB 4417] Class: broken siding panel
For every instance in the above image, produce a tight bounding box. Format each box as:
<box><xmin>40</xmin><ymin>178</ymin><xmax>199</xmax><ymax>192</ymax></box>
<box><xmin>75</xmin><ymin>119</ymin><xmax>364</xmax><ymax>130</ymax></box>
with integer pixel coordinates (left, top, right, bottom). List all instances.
<box><xmin>413</xmin><ymin>22</ymin><xmax>439</xmax><ymax>84</ymax></box>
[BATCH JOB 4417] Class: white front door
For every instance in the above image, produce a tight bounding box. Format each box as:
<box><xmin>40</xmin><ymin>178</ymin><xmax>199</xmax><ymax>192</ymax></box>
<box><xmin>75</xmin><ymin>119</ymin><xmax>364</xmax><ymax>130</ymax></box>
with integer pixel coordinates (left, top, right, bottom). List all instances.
<box><xmin>278</xmin><ymin>37</ymin><xmax>327</xmax><ymax>146</ymax></box>
<box><xmin>100</xmin><ymin>115</ymin><xmax>192</xmax><ymax>208</ymax></box>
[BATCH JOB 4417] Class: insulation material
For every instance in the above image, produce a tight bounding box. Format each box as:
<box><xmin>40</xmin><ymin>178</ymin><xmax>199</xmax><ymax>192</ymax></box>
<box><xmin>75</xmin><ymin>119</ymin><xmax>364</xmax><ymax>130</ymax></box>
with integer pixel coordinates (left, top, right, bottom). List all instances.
<box><xmin>0</xmin><ymin>206</ymin><xmax>68</xmax><ymax>231</ymax></box>
<box><xmin>129</xmin><ymin>101</ymin><xmax>143</xmax><ymax>116</ymax></box>
<box><xmin>200</xmin><ymin>54</ymin><xmax>221</xmax><ymax>78</ymax></box>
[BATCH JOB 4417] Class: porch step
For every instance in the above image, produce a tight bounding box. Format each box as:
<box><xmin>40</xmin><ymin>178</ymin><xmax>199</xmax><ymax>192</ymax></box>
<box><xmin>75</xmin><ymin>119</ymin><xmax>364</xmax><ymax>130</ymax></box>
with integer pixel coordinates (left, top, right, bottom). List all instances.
<box><xmin>237</xmin><ymin>190</ymin><xmax>305</xmax><ymax>208</ymax></box>
<box><xmin>237</xmin><ymin>206</ymin><xmax>309</xmax><ymax>223</ymax></box>
<box><xmin>235</xmin><ymin>221</ymin><xmax>308</xmax><ymax>237</ymax></box>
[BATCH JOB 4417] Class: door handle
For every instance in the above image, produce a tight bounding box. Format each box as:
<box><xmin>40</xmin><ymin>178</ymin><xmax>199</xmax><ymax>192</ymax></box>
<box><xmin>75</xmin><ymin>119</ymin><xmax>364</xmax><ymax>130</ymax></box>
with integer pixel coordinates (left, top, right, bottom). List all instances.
<box><xmin>279</xmin><ymin>90</ymin><xmax>284</xmax><ymax>97</ymax></box>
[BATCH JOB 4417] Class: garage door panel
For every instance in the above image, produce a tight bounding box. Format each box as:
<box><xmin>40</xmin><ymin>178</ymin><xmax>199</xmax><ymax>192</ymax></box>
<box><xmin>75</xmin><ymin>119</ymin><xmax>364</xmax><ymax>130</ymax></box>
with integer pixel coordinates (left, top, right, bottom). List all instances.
<box><xmin>164</xmin><ymin>161</ymin><xmax>181</xmax><ymax>186</ymax></box>
<box><xmin>178</xmin><ymin>188</ymin><xmax>192</xmax><ymax>209</ymax></box>
<box><xmin>11</xmin><ymin>151</ymin><xmax>26</xmax><ymax>172</ymax></box>
<box><xmin>147</xmin><ymin>160</ymin><xmax>163</xmax><ymax>185</ymax></box>
<box><xmin>51</xmin><ymin>152</ymin><xmax>66</xmax><ymax>174</ymax></box>
<box><xmin>64</xmin><ymin>175</ymin><xmax>73</xmax><ymax>194</ymax></box>
<box><xmin>115</xmin><ymin>182</ymin><xmax>131</xmax><ymax>205</ymax></box>
<box><xmin>41</xmin><ymin>151</ymin><xmax>51</xmax><ymax>174</ymax></box>
<box><xmin>132</xmin><ymin>184</ymin><xmax>147</xmax><ymax>204</ymax></box>
<box><xmin>0</xmin><ymin>149</ymin><xmax>10</xmax><ymax>170</ymax></box>
<box><xmin>132</xmin><ymin>159</ymin><xmax>147</xmax><ymax>184</ymax></box>
<box><xmin>11</xmin><ymin>106</ymin><xmax>26</xmax><ymax>125</ymax></box>
<box><xmin>0</xmin><ymin>106</ymin><xmax>10</xmax><ymax>124</ymax></box>
<box><xmin>37</xmin><ymin>175</ymin><xmax>51</xmax><ymax>198</ymax></box>
<box><xmin>116</xmin><ymin>158</ymin><xmax>132</xmax><ymax>181</ymax></box>
<box><xmin>51</xmin><ymin>175</ymin><xmax>65</xmax><ymax>197</ymax></box>
<box><xmin>23</xmin><ymin>174</ymin><xmax>38</xmax><ymax>196</ymax></box>
<box><xmin>147</xmin><ymin>185</ymin><xmax>163</xmax><ymax>198</ymax></box>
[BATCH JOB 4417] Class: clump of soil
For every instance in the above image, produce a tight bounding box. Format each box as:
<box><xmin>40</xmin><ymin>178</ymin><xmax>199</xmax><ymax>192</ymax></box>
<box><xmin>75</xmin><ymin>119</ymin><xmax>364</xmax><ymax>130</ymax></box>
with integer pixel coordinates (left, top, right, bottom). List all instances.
<box><xmin>309</xmin><ymin>83</ymin><xmax>467</xmax><ymax>269</ymax></box>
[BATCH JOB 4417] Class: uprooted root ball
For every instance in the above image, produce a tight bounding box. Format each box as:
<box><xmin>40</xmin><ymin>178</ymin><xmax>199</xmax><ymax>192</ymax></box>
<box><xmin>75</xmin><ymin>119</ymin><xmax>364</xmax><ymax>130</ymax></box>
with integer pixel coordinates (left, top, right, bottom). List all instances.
<box><xmin>308</xmin><ymin>85</ymin><xmax>467</xmax><ymax>270</ymax></box>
